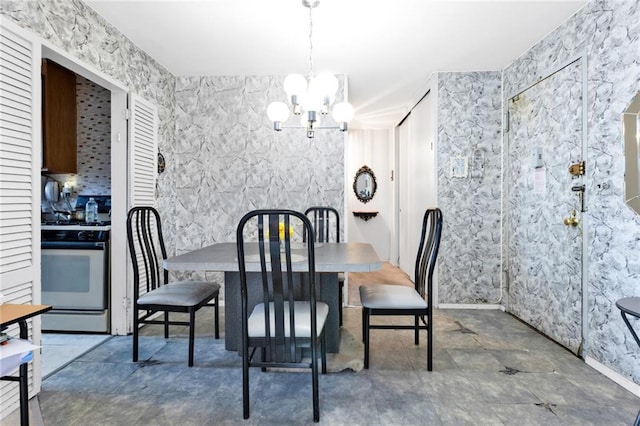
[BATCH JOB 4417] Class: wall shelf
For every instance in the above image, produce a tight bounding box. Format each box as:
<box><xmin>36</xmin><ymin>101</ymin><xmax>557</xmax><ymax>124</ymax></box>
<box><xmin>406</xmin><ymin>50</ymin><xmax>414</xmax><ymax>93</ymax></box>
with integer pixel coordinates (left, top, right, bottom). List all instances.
<box><xmin>353</xmin><ymin>211</ymin><xmax>378</xmax><ymax>222</ymax></box>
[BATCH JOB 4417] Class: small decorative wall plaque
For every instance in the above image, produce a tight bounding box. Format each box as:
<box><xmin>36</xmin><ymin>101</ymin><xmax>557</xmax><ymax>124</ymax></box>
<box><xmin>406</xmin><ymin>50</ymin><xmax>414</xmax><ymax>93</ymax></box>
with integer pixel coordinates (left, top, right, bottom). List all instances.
<box><xmin>450</xmin><ymin>156</ymin><xmax>468</xmax><ymax>178</ymax></box>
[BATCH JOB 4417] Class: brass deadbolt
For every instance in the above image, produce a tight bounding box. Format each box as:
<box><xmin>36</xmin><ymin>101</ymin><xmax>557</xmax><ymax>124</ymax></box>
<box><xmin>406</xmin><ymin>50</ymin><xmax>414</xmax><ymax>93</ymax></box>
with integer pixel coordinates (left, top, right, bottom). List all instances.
<box><xmin>563</xmin><ymin>209</ymin><xmax>579</xmax><ymax>227</ymax></box>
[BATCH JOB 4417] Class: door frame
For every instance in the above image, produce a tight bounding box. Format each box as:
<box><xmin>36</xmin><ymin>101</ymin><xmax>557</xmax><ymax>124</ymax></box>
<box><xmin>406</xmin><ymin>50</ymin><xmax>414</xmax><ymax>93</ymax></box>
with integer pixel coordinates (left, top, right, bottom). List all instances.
<box><xmin>504</xmin><ymin>51</ymin><xmax>589</xmax><ymax>357</ymax></box>
<box><xmin>39</xmin><ymin>41</ymin><xmax>131</xmax><ymax>335</ymax></box>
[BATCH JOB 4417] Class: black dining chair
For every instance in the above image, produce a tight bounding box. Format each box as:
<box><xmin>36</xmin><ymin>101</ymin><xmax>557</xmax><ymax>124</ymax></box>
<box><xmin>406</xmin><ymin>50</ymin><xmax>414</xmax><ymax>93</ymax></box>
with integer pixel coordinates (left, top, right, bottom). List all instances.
<box><xmin>236</xmin><ymin>209</ymin><xmax>327</xmax><ymax>422</ymax></box>
<box><xmin>359</xmin><ymin>207</ymin><xmax>442</xmax><ymax>371</ymax></box>
<box><xmin>615</xmin><ymin>297</ymin><xmax>640</xmax><ymax>426</ymax></box>
<box><xmin>304</xmin><ymin>206</ymin><xmax>344</xmax><ymax>325</ymax></box>
<box><xmin>127</xmin><ymin>206</ymin><xmax>220</xmax><ymax>367</ymax></box>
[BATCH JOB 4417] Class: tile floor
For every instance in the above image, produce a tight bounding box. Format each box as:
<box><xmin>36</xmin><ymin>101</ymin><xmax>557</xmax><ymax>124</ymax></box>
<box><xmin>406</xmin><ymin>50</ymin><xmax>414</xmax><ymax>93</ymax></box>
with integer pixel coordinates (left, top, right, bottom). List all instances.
<box><xmin>41</xmin><ymin>333</ymin><xmax>112</xmax><ymax>378</ymax></box>
<box><xmin>6</xmin><ymin>307</ymin><xmax>640</xmax><ymax>425</ymax></box>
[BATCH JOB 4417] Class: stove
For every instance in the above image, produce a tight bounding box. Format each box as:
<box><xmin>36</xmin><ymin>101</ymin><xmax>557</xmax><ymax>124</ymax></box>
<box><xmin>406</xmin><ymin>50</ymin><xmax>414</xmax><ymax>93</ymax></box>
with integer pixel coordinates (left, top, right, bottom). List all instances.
<box><xmin>41</xmin><ymin>220</ymin><xmax>111</xmax><ymax>233</ymax></box>
<box><xmin>41</xmin><ymin>196</ymin><xmax>111</xmax><ymax>333</ymax></box>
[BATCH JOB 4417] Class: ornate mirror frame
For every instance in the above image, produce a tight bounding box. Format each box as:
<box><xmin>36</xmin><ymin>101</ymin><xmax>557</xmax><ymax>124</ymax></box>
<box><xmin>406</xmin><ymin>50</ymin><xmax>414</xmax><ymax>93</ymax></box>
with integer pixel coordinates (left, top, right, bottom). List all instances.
<box><xmin>624</xmin><ymin>91</ymin><xmax>640</xmax><ymax>215</ymax></box>
<box><xmin>353</xmin><ymin>165</ymin><xmax>377</xmax><ymax>204</ymax></box>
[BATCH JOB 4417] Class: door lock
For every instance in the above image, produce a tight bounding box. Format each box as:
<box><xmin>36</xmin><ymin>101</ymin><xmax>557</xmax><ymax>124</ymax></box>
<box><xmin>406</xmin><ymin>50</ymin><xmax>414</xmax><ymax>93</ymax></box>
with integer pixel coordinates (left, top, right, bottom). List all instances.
<box><xmin>568</xmin><ymin>161</ymin><xmax>585</xmax><ymax>176</ymax></box>
<box><xmin>563</xmin><ymin>209</ymin><xmax>579</xmax><ymax>227</ymax></box>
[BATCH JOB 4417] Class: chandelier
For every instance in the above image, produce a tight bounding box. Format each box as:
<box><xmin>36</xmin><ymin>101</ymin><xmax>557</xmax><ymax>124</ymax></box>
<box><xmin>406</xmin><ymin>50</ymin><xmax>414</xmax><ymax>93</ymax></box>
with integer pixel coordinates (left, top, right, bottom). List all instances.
<box><xmin>267</xmin><ymin>0</ymin><xmax>354</xmax><ymax>139</ymax></box>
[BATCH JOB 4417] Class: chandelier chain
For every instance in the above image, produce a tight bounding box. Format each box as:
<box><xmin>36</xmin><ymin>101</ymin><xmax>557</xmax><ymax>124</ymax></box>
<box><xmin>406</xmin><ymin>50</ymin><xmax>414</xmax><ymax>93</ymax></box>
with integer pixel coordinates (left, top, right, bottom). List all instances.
<box><xmin>308</xmin><ymin>5</ymin><xmax>313</xmax><ymax>78</ymax></box>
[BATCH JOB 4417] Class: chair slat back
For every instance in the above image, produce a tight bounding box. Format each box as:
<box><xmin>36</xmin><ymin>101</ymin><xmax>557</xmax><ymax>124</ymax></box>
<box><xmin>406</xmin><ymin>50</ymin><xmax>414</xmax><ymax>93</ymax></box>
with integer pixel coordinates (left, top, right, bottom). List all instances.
<box><xmin>237</xmin><ymin>209</ymin><xmax>317</xmax><ymax>363</ymax></box>
<box><xmin>127</xmin><ymin>206</ymin><xmax>169</xmax><ymax>300</ymax></box>
<box><xmin>304</xmin><ymin>206</ymin><xmax>340</xmax><ymax>243</ymax></box>
<box><xmin>414</xmin><ymin>208</ymin><xmax>443</xmax><ymax>302</ymax></box>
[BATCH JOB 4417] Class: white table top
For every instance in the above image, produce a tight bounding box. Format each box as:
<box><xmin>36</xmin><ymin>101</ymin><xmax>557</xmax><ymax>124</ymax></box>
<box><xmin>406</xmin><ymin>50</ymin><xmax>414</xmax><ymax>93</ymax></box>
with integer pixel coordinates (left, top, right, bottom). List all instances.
<box><xmin>164</xmin><ymin>242</ymin><xmax>382</xmax><ymax>273</ymax></box>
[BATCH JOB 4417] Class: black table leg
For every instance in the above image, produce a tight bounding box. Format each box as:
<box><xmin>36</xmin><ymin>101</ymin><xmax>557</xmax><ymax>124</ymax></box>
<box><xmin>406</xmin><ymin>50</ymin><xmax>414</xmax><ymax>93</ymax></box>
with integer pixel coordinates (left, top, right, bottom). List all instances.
<box><xmin>18</xmin><ymin>319</ymin><xmax>29</xmax><ymax>426</ymax></box>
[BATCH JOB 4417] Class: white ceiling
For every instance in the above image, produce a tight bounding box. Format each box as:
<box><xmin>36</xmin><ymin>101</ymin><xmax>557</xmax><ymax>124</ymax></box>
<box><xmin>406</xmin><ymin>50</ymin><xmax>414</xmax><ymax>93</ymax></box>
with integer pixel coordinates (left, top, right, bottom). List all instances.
<box><xmin>84</xmin><ymin>0</ymin><xmax>587</xmax><ymax>128</ymax></box>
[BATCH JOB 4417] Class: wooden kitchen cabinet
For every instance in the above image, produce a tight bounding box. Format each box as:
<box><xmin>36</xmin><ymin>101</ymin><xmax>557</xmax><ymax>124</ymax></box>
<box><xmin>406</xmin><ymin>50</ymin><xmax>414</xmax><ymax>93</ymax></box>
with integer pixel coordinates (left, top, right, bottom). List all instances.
<box><xmin>41</xmin><ymin>59</ymin><xmax>77</xmax><ymax>173</ymax></box>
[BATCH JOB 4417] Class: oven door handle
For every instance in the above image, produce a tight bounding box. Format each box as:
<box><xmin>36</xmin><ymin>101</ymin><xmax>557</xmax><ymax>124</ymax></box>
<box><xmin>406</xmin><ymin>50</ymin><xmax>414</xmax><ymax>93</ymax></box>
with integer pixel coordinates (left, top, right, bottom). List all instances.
<box><xmin>41</xmin><ymin>242</ymin><xmax>107</xmax><ymax>250</ymax></box>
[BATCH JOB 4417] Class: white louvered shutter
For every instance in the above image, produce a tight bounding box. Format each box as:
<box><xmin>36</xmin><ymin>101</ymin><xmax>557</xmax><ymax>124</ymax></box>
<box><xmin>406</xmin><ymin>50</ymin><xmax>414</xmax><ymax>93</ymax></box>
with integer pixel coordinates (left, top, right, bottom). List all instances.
<box><xmin>126</xmin><ymin>94</ymin><xmax>158</xmax><ymax>323</ymax></box>
<box><xmin>128</xmin><ymin>93</ymin><xmax>158</xmax><ymax>207</ymax></box>
<box><xmin>0</xmin><ymin>17</ymin><xmax>41</xmax><ymax>421</ymax></box>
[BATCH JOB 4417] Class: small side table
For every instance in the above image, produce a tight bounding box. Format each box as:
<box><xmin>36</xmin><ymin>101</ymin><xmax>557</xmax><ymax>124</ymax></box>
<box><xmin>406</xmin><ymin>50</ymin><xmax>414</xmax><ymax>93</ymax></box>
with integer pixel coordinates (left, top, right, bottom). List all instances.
<box><xmin>615</xmin><ymin>297</ymin><xmax>640</xmax><ymax>426</ymax></box>
<box><xmin>0</xmin><ymin>304</ymin><xmax>51</xmax><ymax>426</ymax></box>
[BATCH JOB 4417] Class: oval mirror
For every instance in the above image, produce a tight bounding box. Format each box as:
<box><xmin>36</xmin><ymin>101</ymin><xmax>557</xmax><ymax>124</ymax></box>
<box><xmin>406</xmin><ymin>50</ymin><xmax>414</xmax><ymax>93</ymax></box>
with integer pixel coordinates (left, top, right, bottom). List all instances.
<box><xmin>624</xmin><ymin>91</ymin><xmax>640</xmax><ymax>215</ymax></box>
<box><xmin>353</xmin><ymin>165</ymin><xmax>377</xmax><ymax>204</ymax></box>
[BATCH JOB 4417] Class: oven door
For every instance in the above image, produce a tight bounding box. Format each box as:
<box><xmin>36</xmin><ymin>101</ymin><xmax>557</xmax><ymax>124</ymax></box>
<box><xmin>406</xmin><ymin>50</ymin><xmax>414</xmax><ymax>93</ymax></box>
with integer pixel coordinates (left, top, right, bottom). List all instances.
<box><xmin>41</xmin><ymin>242</ymin><xmax>107</xmax><ymax>310</ymax></box>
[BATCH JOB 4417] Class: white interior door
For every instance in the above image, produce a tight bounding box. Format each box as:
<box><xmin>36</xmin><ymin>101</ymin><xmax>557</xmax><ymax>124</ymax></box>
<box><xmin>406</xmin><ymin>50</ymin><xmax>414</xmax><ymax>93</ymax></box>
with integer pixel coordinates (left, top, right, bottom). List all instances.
<box><xmin>397</xmin><ymin>92</ymin><xmax>437</xmax><ymax>278</ymax></box>
<box><xmin>506</xmin><ymin>59</ymin><xmax>585</xmax><ymax>355</ymax></box>
<box><xmin>0</xmin><ymin>16</ymin><xmax>41</xmax><ymax>421</ymax></box>
<box><xmin>397</xmin><ymin>117</ymin><xmax>411</xmax><ymax>273</ymax></box>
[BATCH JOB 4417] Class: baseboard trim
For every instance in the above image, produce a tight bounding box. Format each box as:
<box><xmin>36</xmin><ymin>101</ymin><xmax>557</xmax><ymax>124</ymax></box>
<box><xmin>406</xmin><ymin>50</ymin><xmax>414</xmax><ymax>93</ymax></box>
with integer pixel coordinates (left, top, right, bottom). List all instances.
<box><xmin>585</xmin><ymin>355</ymin><xmax>640</xmax><ymax>397</ymax></box>
<box><xmin>437</xmin><ymin>303</ymin><xmax>505</xmax><ymax>311</ymax></box>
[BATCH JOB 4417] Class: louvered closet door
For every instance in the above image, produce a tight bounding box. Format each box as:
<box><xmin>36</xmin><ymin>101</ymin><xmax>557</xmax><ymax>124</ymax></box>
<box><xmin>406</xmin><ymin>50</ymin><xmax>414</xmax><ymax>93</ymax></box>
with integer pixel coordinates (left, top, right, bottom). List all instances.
<box><xmin>128</xmin><ymin>93</ymin><xmax>158</xmax><ymax>207</ymax></box>
<box><xmin>127</xmin><ymin>94</ymin><xmax>158</xmax><ymax>322</ymax></box>
<box><xmin>0</xmin><ymin>17</ymin><xmax>41</xmax><ymax>421</ymax></box>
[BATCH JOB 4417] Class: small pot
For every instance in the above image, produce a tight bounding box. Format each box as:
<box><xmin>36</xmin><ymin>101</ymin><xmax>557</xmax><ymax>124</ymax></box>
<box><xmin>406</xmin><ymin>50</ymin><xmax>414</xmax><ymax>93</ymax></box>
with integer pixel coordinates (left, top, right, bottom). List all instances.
<box><xmin>71</xmin><ymin>210</ymin><xmax>85</xmax><ymax>221</ymax></box>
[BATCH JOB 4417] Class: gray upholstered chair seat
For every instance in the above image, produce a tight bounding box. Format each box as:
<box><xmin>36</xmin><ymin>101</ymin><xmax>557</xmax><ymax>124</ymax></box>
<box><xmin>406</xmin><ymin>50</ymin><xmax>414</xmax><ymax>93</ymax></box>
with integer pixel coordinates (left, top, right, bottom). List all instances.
<box><xmin>127</xmin><ymin>206</ymin><xmax>220</xmax><ymax>367</ymax></box>
<box><xmin>248</xmin><ymin>301</ymin><xmax>329</xmax><ymax>338</ymax></box>
<box><xmin>360</xmin><ymin>284</ymin><xmax>427</xmax><ymax>310</ymax></box>
<box><xmin>138</xmin><ymin>281</ymin><xmax>220</xmax><ymax>307</ymax></box>
<box><xmin>359</xmin><ymin>208</ymin><xmax>442</xmax><ymax>371</ymax></box>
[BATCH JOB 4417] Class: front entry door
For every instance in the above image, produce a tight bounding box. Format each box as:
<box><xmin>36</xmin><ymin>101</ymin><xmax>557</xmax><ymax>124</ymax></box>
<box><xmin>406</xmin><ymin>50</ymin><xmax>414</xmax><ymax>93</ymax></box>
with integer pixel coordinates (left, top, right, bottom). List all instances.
<box><xmin>506</xmin><ymin>59</ymin><xmax>585</xmax><ymax>355</ymax></box>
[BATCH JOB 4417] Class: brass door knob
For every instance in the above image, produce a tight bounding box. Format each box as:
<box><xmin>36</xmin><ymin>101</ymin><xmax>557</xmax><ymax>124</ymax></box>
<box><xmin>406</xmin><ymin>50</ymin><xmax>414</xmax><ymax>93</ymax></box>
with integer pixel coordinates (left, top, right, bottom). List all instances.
<box><xmin>563</xmin><ymin>210</ymin><xmax>579</xmax><ymax>227</ymax></box>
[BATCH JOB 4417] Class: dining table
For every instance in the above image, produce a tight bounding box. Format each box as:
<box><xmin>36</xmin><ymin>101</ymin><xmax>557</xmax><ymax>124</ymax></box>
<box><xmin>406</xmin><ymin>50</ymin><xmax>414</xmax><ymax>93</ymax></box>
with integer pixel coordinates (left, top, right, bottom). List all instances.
<box><xmin>164</xmin><ymin>241</ymin><xmax>382</xmax><ymax>353</ymax></box>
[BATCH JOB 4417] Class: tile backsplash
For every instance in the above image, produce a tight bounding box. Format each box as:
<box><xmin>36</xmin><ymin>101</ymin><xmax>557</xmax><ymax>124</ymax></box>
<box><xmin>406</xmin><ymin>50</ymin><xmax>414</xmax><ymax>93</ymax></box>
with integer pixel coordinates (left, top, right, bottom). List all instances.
<box><xmin>46</xmin><ymin>74</ymin><xmax>111</xmax><ymax>206</ymax></box>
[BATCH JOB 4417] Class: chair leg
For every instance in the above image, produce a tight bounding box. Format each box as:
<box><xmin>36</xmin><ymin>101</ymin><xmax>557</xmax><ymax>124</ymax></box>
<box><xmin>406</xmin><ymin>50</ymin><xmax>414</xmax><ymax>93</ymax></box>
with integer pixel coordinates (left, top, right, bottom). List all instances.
<box><xmin>214</xmin><ymin>295</ymin><xmax>220</xmax><ymax>339</ymax></box>
<box><xmin>414</xmin><ymin>315</ymin><xmax>420</xmax><ymax>345</ymax></box>
<box><xmin>242</xmin><ymin>340</ymin><xmax>250</xmax><ymax>419</ymax></box>
<box><xmin>338</xmin><ymin>281</ymin><xmax>344</xmax><ymax>326</ymax></box>
<box><xmin>311</xmin><ymin>336</ymin><xmax>320</xmax><ymax>422</ymax></box>
<box><xmin>363</xmin><ymin>308</ymin><xmax>370</xmax><ymax>369</ymax></box>
<box><xmin>188</xmin><ymin>309</ymin><xmax>195</xmax><ymax>367</ymax></box>
<box><xmin>133</xmin><ymin>309</ymin><xmax>139</xmax><ymax>362</ymax></box>
<box><xmin>164</xmin><ymin>311</ymin><xmax>169</xmax><ymax>339</ymax></box>
<box><xmin>427</xmin><ymin>310</ymin><xmax>433</xmax><ymax>372</ymax></box>
<box><xmin>321</xmin><ymin>331</ymin><xmax>327</xmax><ymax>374</ymax></box>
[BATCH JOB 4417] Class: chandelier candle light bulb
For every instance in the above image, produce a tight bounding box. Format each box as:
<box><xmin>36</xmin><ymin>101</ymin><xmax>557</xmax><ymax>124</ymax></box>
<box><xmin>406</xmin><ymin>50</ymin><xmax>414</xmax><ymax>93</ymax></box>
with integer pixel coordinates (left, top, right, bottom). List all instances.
<box><xmin>267</xmin><ymin>0</ymin><xmax>353</xmax><ymax>138</ymax></box>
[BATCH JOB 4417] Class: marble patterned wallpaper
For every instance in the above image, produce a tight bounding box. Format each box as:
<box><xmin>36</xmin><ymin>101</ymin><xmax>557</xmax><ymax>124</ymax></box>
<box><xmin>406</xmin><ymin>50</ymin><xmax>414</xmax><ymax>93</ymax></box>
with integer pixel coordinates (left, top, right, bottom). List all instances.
<box><xmin>505</xmin><ymin>60</ymin><xmax>584</xmax><ymax>354</ymax></box>
<box><xmin>0</xmin><ymin>0</ymin><xmax>346</xmax><ymax>298</ymax></box>
<box><xmin>436</xmin><ymin>72</ymin><xmax>503</xmax><ymax>305</ymax></box>
<box><xmin>172</xmin><ymin>76</ymin><xmax>345</xmax><ymax>290</ymax></box>
<box><xmin>6</xmin><ymin>0</ymin><xmax>640</xmax><ymax>387</ymax></box>
<box><xmin>0</xmin><ymin>0</ymin><xmax>177</xmax><ymax>239</ymax></box>
<box><xmin>503</xmin><ymin>0</ymin><xmax>640</xmax><ymax>381</ymax></box>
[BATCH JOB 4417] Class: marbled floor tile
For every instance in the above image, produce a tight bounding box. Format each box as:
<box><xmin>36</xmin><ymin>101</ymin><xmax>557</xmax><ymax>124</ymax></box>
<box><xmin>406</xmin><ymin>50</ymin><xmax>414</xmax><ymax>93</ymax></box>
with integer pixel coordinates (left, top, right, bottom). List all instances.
<box><xmin>37</xmin><ymin>390</ymin><xmax>98</xmax><ymax>426</ymax></box>
<box><xmin>488</xmin><ymin>349</ymin><xmax>557</xmax><ymax>373</ymax></box>
<box><xmin>464</xmin><ymin>371</ymin><xmax>541</xmax><ymax>404</ymax></box>
<box><xmin>446</xmin><ymin>348</ymin><xmax>506</xmax><ymax>371</ymax></box>
<box><xmin>419</xmin><ymin>370</ymin><xmax>481</xmax><ymax>406</ymax></box>
<box><xmin>561</xmin><ymin>370</ymin><xmax>640</xmax><ymax>405</ymax></box>
<box><xmin>434</xmin><ymin>400</ymin><xmax>505</xmax><ymax>426</ymax></box>
<box><xmin>42</xmin><ymin>334</ymin><xmax>113</xmax><ymax>377</ymax></box>
<box><xmin>376</xmin><ymin>398</ymin><xmax>442</xmax><ymax>425</ymax></box>
<box><xmin>513</xmin><ymin>371</ymin><xmax>600</xmax><ymax>406</ymax></box>
<box><xmin>318</xmin><ymin>395</ymin><xmax>380</xmax><ymax>426</ymax></box>
<box><xmin>551</xmin><ymin>404</ymin><xmax>639</xmax><ymax>425</ymax></box>
<box><xmin>490</xmin><ymin>403</ymin><xmax>567</xmax><ymax>426</ymax></box>
<box><xmin>41</xmin><ymin>361</ymin><xmax>139</xmax><ymax>394</ymax></box>
<box><xmin>20</xmin><ymin>307</ymin><xmax>640</xmax><ymax>426</ymax></box>
<box><xmin>367</xmin><ymin>370</ymin><xmax>429</xmax><ymax>402</ymax></box>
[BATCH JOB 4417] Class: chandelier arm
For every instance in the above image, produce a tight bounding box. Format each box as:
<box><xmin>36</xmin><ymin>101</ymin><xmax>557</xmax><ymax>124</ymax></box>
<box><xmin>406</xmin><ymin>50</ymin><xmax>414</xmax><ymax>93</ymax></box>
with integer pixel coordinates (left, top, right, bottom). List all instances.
<box><xmin>278</xmin><ymin>125</ymin><xmax>344</xmax><ymax>130</ymax></box>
